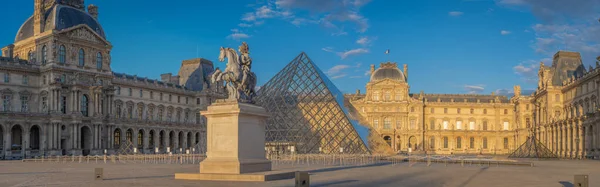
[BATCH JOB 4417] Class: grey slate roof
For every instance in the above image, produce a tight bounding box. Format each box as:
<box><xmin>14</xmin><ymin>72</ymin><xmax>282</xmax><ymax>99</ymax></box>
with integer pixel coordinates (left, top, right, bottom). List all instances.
<box><xmin>549</xmin><ymin>51</ymin><xmax>585</xmax><ymax>86</ymax></box>
<box><xmin>15</xmin><ymin>4</ymin><xmax>106</xmax><ymax>43</ymax></box>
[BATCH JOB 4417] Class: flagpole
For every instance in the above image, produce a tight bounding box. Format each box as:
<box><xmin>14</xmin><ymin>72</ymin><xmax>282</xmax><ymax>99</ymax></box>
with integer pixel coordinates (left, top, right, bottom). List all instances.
<box><xmin>385</xmin><ymin>49</ymin><xmax>390</xmax><ymax>62</ymax></box>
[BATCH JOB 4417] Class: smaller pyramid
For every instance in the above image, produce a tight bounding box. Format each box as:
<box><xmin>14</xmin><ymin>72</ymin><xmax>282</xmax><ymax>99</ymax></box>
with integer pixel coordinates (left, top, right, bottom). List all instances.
<box><xmin>508</xmin><ymin>136</ymin><xmax>558</xmax><ymax>159</ymax></box>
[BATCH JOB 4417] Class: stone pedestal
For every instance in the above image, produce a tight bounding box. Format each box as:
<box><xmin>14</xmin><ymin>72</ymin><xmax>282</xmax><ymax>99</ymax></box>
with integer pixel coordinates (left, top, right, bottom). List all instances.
<box><xmin>199</xmin><ymin>102</ymin><xmax>271</xmax><ymax>174</ymax></box>
<box><xmin>176</xmin><ymin>102</ymin><xmax>293</xmax><ymax>181</ymax></box>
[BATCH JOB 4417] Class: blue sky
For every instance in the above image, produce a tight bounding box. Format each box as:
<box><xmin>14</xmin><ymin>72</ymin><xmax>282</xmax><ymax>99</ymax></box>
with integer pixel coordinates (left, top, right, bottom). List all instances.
<box><xmin>2</xmin><ymin>0</ymin><xmax>600</xmax><ymax>95</ymax></box>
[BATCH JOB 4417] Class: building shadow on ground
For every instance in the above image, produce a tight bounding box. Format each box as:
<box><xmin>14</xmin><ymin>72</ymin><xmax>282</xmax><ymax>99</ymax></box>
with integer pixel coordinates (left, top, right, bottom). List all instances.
<box><xmin>0</xmin><ymin>172</ymin><xmax>62</xmax><ymax>175</ymax></box>
<box><xmin>559</xmin><ymin>181</ymin><xmax>573</xmax><ymax>187</ymax></box>
<box><xmin>307</xmin><ymin>162</ymin><xmax>392</xmax><ymax>174</ymax></box>
<box><xmin>456</xmin><ymin>167</ymin><xmax>489</xmax><ymax>187</ymax></box>
<box><xmin>103</xmin><ymin>175</ymin><xmax>173</xmax><ymax>181</ymax></box>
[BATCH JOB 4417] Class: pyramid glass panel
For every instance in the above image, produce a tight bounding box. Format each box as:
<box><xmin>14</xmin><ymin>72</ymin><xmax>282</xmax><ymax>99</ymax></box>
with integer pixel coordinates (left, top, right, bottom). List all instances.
<box><xmin>256</xmin><ymin>52</ymin><xmax>370</xmax><ymax>154</ymax></box>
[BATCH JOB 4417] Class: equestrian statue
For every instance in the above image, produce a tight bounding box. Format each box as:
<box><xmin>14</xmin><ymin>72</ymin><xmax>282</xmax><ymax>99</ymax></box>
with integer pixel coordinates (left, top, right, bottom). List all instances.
<box><xmin>211</xmin><ymin>42</ymin><xmax>257</xmax><ymax>103</ymax></box>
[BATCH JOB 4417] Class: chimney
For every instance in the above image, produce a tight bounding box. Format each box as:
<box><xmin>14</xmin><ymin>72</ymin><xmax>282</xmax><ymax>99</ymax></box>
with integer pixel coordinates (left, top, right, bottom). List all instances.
<box><xmin>403</xmin><ymin>64</ymin><xmax>408</xmax><ymax>81</ymax></box>
<box><xmin>370</xmin><ymin>64</ymin><xmax>375</xmax><ymax>74</ymax></box>
<box><xmin>356</xmin><ymin>89</ymin><xmax>360</xmax><ymax>95</ymax></box>
<box><xmin>88</xmin><ymin>4</ymin><xmax>98</xmax><ymax>19</ymax></box>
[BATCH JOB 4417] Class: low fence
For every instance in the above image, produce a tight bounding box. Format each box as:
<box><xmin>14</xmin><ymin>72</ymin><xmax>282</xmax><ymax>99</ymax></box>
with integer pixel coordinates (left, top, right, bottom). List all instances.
<box><xmin>22</xmin><ymin>154</ymin><xmax>206</xmax><ymax>165</ymax></box>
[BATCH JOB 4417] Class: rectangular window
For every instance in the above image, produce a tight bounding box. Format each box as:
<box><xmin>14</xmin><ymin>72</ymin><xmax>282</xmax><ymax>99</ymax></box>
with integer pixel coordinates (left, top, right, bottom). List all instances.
<box><xmin>410</xmin><ymin>120</ymin><xmax>416</xmax><ymax>130</ymax></box>
<box><xmin>456</xmin><ymin>137</ymin><xmax>462</xmax><ymax>149</ymax></box>
<box><xmin>186</xmin><ymin>97</ymin><xmax>189</xmax><ymax>104</ymax></box>
<box><xmin>116</xmin><ymin>105</ymin><xmax>121</xmax><ymax>119</ymax></box>
<box><xmin>150</xmin><ymin>91</ymin><xmax>153</xmax><ymax>99</ymax></box>
<box><xmin>140</xmin><ymin>89</ymin><xmax>143</xmax><ymax>98</ymax></box>
<box><xmin>410</xmin><ymin>107</ymin><xmax>415</xmax><ymax>112</ymax></box>
<box><xmin>4</xmin><ymin>73</ymin><xmax>9</xmax><ymax>83</ymax></box>
<box><xmin>503</xmin><ymin>122</ymin><xmax>509</xmax><ymax>130</ymax></box>
<box><xmin>483</xmin><ymin>109</ymin><xmax>487</xmax><ymax>114</ymax></box>
<box><xmin>178</xmin><ymin>96</ymin><xmax>181</xmax><ymax>103</ymax></box>
<box><xmin>129</xmin><ymin>88</ymin><xmax>132</xmax><ymax>96</ymax></box>
<box><xmin>526</xmin><ymin>104</ymin><xmax>529</xmax><ymax>110</ymax></box>
<box><xmin>117</xmin><ymin>87</ymin><xmax>121</xmax><ymax>95</ymax></box>
<box><xmin>456</xmin><ymin>121</ymin><xmax>462</xmax><ymax>130</ymax></box>
<box><xmin>384</xmin><ymin>118</ymin><xmax>391</xmax><ymax>129</ymax></box>
<box><xmin>20</xmin><ymin>96</ymin><xmax>28</xmax><ymax>112</ymax></box>
<box><xmin>373</xmin><ymin>119</ymin><xmax>379</xmax><ymax>129</ymax></box>
<box><xmin>169</xmin><ymin>95</ymin><xmax>172</xmax><ymax>102</ymax></box>
<box><xmin>470</xmin><ymin>108</ymin><xmax>474</xmax><ymax>114</ymax></box>
<box><xmin>2</xmin><ymin>95</ymin><xmax>11</xmax><ymax>112</ymax></box>
<box><xmin>469</xmin><ymin>121</ymin><xmax>475</xmax><ymax>130</ymax></box>
<box><xmin>483</xmin><ymin>121</ymin><xmax>488</xmax><ymax>131</ymax></box>
<box><xmin>61</xmin><ymin>96</ymin><xmax>67</xmax><ymax>114</ymax></box>
<box><xmin>504</xmin><ymin>138</ymin><xmax>509</xmax><ymax>149</ymax></box>
<box><xmin>469</xmin><ymin>137</ymin><xmax>475</xmax><ymax>149</ymax></box>
<box><xmin>483</xmin><ymin>138</ymin><xmax>488</xmax><ymax>149</ymax></box>
<box><xmin>41</xmin><ymin>97</ymin><xmax>47</xmax><ymax>112</ymax></box>
<box><xmin>526</xmin><ymin>118</ymin><xmax>531</xmax><ymax>128</ymax></box>
<box><xmin>396</xmin><ymin>120</ymin><xmax>401</xmax><ymax>129</ymax></box>
<box><xmin>444</xmin><ymin>108</ymin><xmax>448</xmax><ymax>114</ymax></box>
<box><xmin>160</xmin><ymin>93</ymin><xmax>163</xmax><ymax>101</ymax></box>
<box><xmin>443</xmin><ymin>121</ymin><xmax>448</xmax><ymax>130</ymax></box>
<box><xmin>443</xmin><ymin>137</ymin><xmax>448</xmax><ymax>148</ymax></box>
<box><xmin>430</xmin><ymin>119</ymin><xmax>435</xmax><ymax>130</ymax></box>
<box><xmin>22</xmin><ymin>75</ymin><xmax>28</xmax><ymax>85</ymax></box>
<box><xmin>504</xmin><ymin>109</ymin><xmax>508</xmax><ymax>115</ymax></box>
<box><xmin>430</xmin><ymin>108</ymin><xmax>434</xmax><ymax>113</ymax></box>
<box><xmin>430</xmin><ymin>137</ymin><xmax>435</xmax><ymax>149</ymax></box>
<box><xmin>197</xmin><ymin>98</ymin><xmax>201</xmax><ymax>105</ymax></box>
<box><xmin>196</xmin><ymin>113</ymin><xmax>201</xmax><ymax>124</ymax></box>
<box><xmin>457</xmin><ymin>108</ymin><xmax>461</xmax><ymax>114</ymax></box>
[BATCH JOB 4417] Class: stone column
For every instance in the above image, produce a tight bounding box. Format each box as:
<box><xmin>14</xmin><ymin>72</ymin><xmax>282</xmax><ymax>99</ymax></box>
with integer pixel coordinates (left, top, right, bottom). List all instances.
<box><xmin>578</xmin><ymin>124</ymin><xmax>584</xmax><ymax>159</ymax></box>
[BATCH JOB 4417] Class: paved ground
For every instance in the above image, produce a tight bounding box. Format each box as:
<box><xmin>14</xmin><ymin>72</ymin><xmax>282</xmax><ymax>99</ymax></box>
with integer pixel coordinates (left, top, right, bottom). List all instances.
<box><xmin>0</xmin><ymin>160</ymin><xmax>598</xmax><ymax>187</ymax></box>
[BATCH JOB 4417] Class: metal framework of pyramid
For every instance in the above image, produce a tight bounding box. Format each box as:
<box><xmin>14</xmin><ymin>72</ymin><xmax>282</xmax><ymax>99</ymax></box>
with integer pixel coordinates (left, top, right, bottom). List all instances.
<box><xmin>508</xmin><ymin>136</ymin><xmax>558</xmax><ymax>159</ymax></box>
<box><xmin>256</xmin><ymin>52</ymin><xmax>370</xmax><ymax>154</ymax></box>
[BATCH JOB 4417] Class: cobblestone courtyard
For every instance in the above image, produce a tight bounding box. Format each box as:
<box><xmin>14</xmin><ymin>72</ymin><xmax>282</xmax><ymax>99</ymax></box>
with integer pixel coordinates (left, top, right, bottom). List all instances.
<box><xmin>0</xmin><ymin>160</ymin><xmax>597</xmax><ymax>187</ymax></box>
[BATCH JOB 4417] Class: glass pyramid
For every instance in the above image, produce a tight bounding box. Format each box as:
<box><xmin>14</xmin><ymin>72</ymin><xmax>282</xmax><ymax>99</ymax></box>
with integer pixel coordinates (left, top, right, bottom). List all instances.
<box><xmin>256</xmin><ymin>52</ymin><xmax>370</xmax><ymax>154</ymax></box>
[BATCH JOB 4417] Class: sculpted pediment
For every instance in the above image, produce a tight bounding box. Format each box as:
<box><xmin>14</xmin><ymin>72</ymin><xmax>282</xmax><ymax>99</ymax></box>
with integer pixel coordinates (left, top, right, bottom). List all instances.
<box><xmin>60</xmin><ymin>25</ymin><xmax>109</xmax><ymax>45</ymax></box>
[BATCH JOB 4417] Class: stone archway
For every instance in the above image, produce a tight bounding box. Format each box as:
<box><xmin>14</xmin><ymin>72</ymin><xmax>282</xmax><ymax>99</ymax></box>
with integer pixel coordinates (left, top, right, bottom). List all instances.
<box><xmin>383</xmin><ymin>136</ymin><xmax>392</xmax><ymax>147</ymax></box>
<box><xmin>137</xmin><ymin>129</ymin><xmax>144</xmax><ymax>150</ymax></box>
<box><xmin>81</xmin><ymin>126</ymin><xmax>92</xmax><ymax>156</ymax></box>
<box><xmin>149</xmin><ymin>130</ymin><xmax>155</xmax><ymax>149</ymax></box>
<box><xmin>178</xmin><ymin>131</ymin><xmax>184</xmax><ymax>151</ymax></box>
<box><xmin>408</xmin><ymin>136</ymin><xmax>417</xmax><ymax>151</ymax></box>
<box><xmin>159</xmin><ymin>130</ymin><xmax>165</xmax><ymax>150</ymax></box>
<box><xmin>113</xmin><ymin>129</ymin><xmax>122</xmax><ymax>149</ymax></box>
<box><xmin>11</xmin><ymin>125</ymin><xmax>23</xmax><ymax>151</ymax></box>
<box><xmin>29</xmin><ymin>125</ymin><xmax>41</xmax><ymax>150</ymax></box>
<box><xmin>169</xmin><ymin>131</ymin><xmax>175</xmax><ymax>151</ymax></box>
<box><xmin>187</xmin><ymin>132</ymin><xmax>193</xmax><ymax>149</ymax></box>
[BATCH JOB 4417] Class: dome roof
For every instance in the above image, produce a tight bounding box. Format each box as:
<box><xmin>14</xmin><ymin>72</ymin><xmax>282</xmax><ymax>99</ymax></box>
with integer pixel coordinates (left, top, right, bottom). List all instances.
<box><xmin>15</xmin><ymin>4</ymin><xmax>105</xmax><ymax>43</ymax></box>
<box><xmin>370</xmin><ymin>62</ymin><xmax>406</xmax><ymax>82</ymax></box>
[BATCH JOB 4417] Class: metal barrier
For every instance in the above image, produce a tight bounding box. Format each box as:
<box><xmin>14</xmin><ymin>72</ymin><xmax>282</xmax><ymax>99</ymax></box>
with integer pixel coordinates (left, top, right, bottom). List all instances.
<box><xmin>22</xmin><ymin>154</ymin><xmax>207</xmax><ymax>165</ymax></box>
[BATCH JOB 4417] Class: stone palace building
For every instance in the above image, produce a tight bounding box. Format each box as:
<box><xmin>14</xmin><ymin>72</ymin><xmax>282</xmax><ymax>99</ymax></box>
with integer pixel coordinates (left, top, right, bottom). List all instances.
<box><xmin>0</xmin><ymin>0</ymin><xmax>220</xmax><ymax>159</ymax></box>
<box><xmin>347</xmin><ymin>52</ymin><xmax>600</xmax><ymax>158</ymax></box>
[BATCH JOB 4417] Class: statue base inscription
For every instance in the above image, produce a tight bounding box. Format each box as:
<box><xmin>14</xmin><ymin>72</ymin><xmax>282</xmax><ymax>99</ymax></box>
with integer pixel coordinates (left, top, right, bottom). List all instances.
<box><xmin>175</xmin><ymin>102</ymin><xmax>294</xmax><ymax>181</ymax></box>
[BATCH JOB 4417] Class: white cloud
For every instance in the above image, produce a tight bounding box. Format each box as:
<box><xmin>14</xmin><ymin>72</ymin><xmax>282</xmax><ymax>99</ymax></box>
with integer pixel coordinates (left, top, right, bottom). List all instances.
<box><xmin>327</xmin><ymin>65</ymin><xmax>352</xmax><ymax>75</ymax></box>
<box><xmin>227</xmin><ymin>33</ymin><xmax>250</xmax><ymax>40</ymax></box>
<box><xmin>322</xmin><ymin>47</ymin><xmax>335</xmax><ymax>53</ymax></box>
<box><xmin>356</xmin><ymin>36</ymin><xmax>374</xmax><ymax>45</ymax></box>
<box><xmin>338</xmin><ymin>48</ymin><xmax>369</xmax><ymax>59</ymax></box>
<box><xmin>233</xmin><ymin>0</ymin><xmax>372</xmax><ymax>35</ymax></box>
<box><xmin>350</xmin><ymin>76</ymin><xmax>363</xmax><ymax>78</ymax></box>
<box><xmin>238</xmin><ymin>23</ymin><xmax>253</xmax><ymax>27</ymax></box>
<box><xmin>464</xmin><ymin>85</ymin><xmax>485</xmax><ymax>94</ymax></box>
<box><xmin>449</xmin><ymin>11</ymin><xmax>464</xmax><ymax>16</ymax></box>
<box><xmin>364</xmin><ymin>70</ymin><xmax>371</xmax><ymax>76</ymax></box>
<box><xmin>331</xmin><ymin>74</ymin><xmax>348</xmax><ymax>79</ymax></box>
<box><xmin>513</xmin><ymin>59</ymin><xmax>551</xmax><ymax>83</ymax></box>
<box><xmin>501</xmin><ymin>30</ymin><xmax>511</xmax><ymax>35</ymax></box>
<box><xmin>494</xmin><ymin>88</ymin><xmax>514</xmax><ymax>96</ymax></box>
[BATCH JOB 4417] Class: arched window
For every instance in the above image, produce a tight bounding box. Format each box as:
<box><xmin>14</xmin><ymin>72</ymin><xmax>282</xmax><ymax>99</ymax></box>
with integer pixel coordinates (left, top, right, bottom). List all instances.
<box><xmin>430</xmin><ymin>136</ymin><xmax>435</xmax><ymax>149</ymax></box>
<box><xmin>81</xmin><ymin>95</ymin><xmax>89</xmax><ymax>117</ymax></box>
<box><xmin>483</xmin><ymin>137</ymin><xmax>488</xmax><ymax>149</ymax></box>
<box><xmin>456</xmin><ymin>137</ymin><xmax>462</xmax><ymax>149</ymax></box>
<box><xmin>59</xmin><ymin>45</ymin><xmax>66</xmax><ymax>64</ymax></box>
<box><xmin>469</xmin><ymin>137</ymin><xmax>475</xmax><ymax>148</ymax></box>
<box><xmin>443</xmin><ymin>137</ymin><xmax>448</xmax><ymax>148</ymax></box>
<box><xmin>61</xmin><ymin>74</ymin><xmax>66</xmax><ymax>83</ymax></box>
<box><xmin>41</xmin><ymin>45</ymin><xmax>47</xmax><ymax>65</ymax></box>
<box><xmin>114</xmin><ymin>129</ymin><xmax>121</xmax><ymax>147</ymax></box>
<box><xmin>126</xmin><ymin>129</ymin><xmax>133</xmax><ymax>142</ymax></box>
<box><xmin>78</xmin><ymin>49</ymin><xmax>85</xmax><ymax>66</ymax></box>
<box><xmin>96</xmin><ymin>52</ymin><xmax>103</xmax><ymax>69</ymax></box>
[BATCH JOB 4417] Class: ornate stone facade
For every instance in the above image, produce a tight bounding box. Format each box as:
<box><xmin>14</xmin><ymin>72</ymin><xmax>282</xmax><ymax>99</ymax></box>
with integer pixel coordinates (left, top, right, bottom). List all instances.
<box><xmin>524</xmin><ymin>51</ymin><xmax>600</xmax><ymax>159</ymax></box>
<box><xmin>0</xmin><ymin>1</ymin><xmax>220</xmax><ymax>159</ymax></box>
<box><xmin>348</xmin><ymin>63</ymin><xmax>518</xmax><ymax>155</ymax></box>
